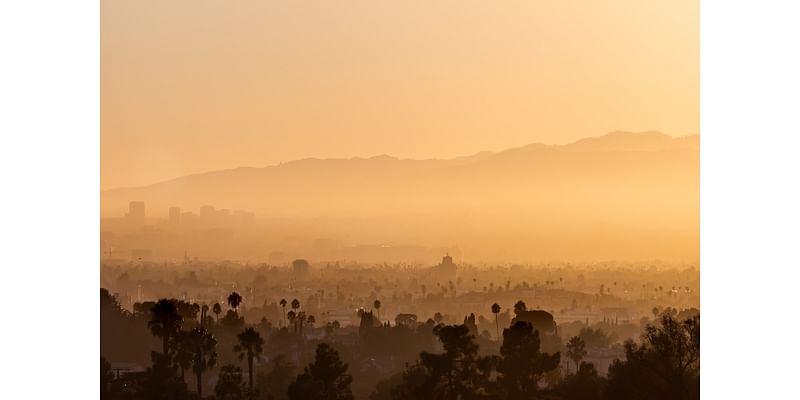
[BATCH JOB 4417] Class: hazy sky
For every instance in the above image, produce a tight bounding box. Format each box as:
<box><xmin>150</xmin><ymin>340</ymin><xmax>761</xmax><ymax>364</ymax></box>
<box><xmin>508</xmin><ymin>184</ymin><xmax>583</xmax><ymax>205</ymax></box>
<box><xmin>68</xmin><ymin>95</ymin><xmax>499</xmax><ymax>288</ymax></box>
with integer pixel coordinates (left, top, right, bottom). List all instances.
<box><xmin>101</xmin><ymin>0</ymin><xmax>698</xmax><ymax>190</ymax></box>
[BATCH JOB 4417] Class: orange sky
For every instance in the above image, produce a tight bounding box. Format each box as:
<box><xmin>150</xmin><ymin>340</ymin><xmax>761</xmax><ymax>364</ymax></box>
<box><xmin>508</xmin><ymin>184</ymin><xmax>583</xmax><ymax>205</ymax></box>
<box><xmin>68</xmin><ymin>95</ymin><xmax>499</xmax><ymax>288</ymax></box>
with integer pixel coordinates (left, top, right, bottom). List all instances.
<box><xmin>101</xmin><ymin>0</ymin><xmax>698</xmax><ymax>190</ymax></box>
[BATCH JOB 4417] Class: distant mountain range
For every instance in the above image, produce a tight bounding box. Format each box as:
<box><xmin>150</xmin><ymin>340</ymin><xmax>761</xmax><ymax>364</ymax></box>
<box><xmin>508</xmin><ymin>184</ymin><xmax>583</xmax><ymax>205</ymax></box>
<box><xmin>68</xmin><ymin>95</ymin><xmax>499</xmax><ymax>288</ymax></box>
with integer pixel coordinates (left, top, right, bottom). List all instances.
<box><xmin>101</xmin><ymin>131</ymin><xmax>699</xmax><ymax>262</ymax></box>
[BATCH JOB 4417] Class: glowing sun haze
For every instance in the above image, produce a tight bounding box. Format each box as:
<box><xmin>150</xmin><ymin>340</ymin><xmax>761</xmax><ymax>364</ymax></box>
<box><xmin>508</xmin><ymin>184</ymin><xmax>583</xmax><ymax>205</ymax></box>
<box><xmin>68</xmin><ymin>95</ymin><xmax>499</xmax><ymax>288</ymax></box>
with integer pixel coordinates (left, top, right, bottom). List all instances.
<box><xmin>101</xmin><ymin>0</ymin><xmax>698</xmax><ymax>190</ymax></box>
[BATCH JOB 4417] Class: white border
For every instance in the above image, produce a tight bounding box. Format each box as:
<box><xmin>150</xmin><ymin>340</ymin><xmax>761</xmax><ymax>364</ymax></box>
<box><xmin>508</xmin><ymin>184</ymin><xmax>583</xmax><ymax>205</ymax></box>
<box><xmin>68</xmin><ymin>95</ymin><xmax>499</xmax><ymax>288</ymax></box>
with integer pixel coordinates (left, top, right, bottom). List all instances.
<box><xmin>0</xmin><ymin>1</ymin><xmax>99</xmax><ymax>398</ymax></box>
<box><xmin>702</xmin><ymin>0</ymin><xmax>800</xmax><ymax>398</ymax></box>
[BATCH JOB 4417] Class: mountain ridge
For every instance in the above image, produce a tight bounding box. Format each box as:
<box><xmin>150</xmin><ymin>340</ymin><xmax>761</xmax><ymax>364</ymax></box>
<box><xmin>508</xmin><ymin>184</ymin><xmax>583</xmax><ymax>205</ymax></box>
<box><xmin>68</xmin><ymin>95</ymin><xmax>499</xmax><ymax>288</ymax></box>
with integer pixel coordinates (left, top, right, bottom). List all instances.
<box><xmin>103</xmin><ymin>131</ymin><xmax>698</xmax><ymax>193</ymax></box>
<box><xmin>100</xmin><ymin>130</ymin><xmax>698</xmax><ymax>262</ymax></box>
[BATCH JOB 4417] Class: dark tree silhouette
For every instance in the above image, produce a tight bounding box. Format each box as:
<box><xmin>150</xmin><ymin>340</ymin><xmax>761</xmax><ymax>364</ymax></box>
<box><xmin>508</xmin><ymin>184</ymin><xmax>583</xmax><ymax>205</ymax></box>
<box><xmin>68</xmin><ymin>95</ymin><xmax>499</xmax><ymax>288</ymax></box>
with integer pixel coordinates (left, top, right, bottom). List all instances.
<box><xmin>170</xmin><ymin>330</ymin><xmax>194</xmax><ymax>381</ymax></box>
<box><xmin>513</xmin><ymin>300</ymin><xmax>527</xmax><ymax>315</ymax></box>
<box><xmin>578</xmin><ymin>326</ymin><xmax>614</xmax><ymax>349</ymax></box>
<box><xmin>565</xmin><ymin>336</ymin><xmax>587</xmax><ymax>373</ymax></box>
<box><xmin>192</xmin><ymin>303</ymin><xmax>201</xmax><ymax>323</ymax></box>
<box><xmin>101</xmin><ymin>356</ymin><xmax>114</xmax><ymax>400</ymax></box>
<box><xmin>491</xmin><ymin>303</ymin><xmax>501</xmax><ymax>340</ymax></box>
<box><xmin>395</xmin><ymin>324</ymin><xmax>487</xmax><ymax>399</ymax></box>
<box><xmin>148</xmin><ymin>299</ymin><xmax>183</xmax><ymax>356</ymax></box>
<box><xmin>216</xmin><ymin>364</ymin><xmax>245</xmax><ymax>400</ymax></box>
<box><xmin>137</xmin><ymin>352</ymin><xmax>190</xmax><ymax>400</ymax></box>
<box><xmin>228</xmin><ymin>292</ymin><xmax>243</xmax><ymax>312</ymax></box>
<box><xmin>221</xmin><ymin>309</ymin><xmax>246</xmax><ymax>331</ymax></box>
<box><xmin>389</xmin><ymin>362</ymin><xmax>430</xmax><ymax>400</ymax></box>
<box><xmin>497</xmin><ymin>321</ymin><xmax>560</xmax><ymax>399</ymax></box>
<box><xmin>605</xmin><ymin>314</ymin><xmax>700</xmax><ymax>400</ymax></box>
<box><xmin>255</xmin><ymin>354</ymin><xmax>296</xmax><ymax>400</ymax></box>
<box><xmin>101</xmin><ymin>288</ymin><xmax>122</xmax><ymax>314</ymax></box>
<box><xmin>510</xmin><ymin>309</ymin><xmax>557</xmax><ymax>335</ymax></box>
<box><xmin>280</xmin><ymin>298</ymin><xmax>288</xmax><ymax>327</ymax></box>
<box><xmin>235</xmin><ymin>327</ymin><xmax>265</xmax><ymax>393</ymax></box>
<box><xmin>189</xmin><ymin>327</ymin><xmax>218</xmax><ymax>398</ymax></box>
<box><xmin>201</xmin><ymin>304</ymin><xmax>210</xmax><ymax>326</ymax></box>
<box><xmin>213</xmin><ymin>303</ymin><xmax>222</xmax><ymax>322</ymax></box>
<box><xmin>298</xmin><ymin>311</ymin><xmax>307</xmax><ymax>338</ymax></box>
<box><xmin>288</xmin><ymin>343</ymin><xmax>354</xmax><ymax>400</ymax></box>
<box><xmin>556</xmin><ymin>362</ymin><xmax>606</xmax><ymax>400</ymax></box>
<box><xmin>373</xmin><ymin>299</ymin><xmax>382</xmax><ymax>319</ymax></box>
<box><xmin>287</xmin><ymin>310</ymin><xmax>297</xmax><ymax>334</ymax></box>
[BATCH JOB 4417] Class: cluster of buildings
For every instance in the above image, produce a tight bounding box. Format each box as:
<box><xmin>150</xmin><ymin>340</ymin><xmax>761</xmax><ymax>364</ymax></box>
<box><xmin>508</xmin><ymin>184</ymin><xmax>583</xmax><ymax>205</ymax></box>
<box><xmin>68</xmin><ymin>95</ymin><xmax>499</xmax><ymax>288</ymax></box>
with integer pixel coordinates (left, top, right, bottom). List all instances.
<box><xmin>121</xmin><ymin>201</ymin><xmax>256</xmax><ymax>230</ymax></box>
<box><xmin>102</xmin><ymin>201</ymin><xmax>258</xmax><ymax>261</ymax></box>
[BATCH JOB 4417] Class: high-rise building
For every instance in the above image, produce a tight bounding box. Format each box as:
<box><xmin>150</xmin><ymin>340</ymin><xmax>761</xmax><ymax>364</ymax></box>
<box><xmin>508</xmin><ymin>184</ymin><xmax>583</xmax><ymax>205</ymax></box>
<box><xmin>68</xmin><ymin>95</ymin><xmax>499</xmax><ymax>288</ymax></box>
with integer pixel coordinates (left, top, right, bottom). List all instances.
<box><xmin>169</xmin><ymin>207</ymin><xmax>181</xmax><ymax>225</ymax></box>
<box><xmin>199</xmin><ymin>205</ymin><xmax>216</xmax><ymax>222</ymax></box>
<box><xmin>292</xmin><ymin>259</ymin><xmax>311</xmax><ymax>276</ymax></box>
<box><xmin>126</xmin><ymin>201</ymin><xmax>145</xmax><ymax>227</ymax></box>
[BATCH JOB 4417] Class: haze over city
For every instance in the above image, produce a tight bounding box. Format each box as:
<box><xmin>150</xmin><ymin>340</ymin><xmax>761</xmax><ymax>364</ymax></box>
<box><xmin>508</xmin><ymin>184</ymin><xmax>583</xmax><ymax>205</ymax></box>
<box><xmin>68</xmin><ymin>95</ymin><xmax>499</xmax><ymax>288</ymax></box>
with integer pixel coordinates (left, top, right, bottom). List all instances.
<box><xmin>101</xmin><ymin>131</ymin><xmax>698</xmax><ymax>264</ymax></box>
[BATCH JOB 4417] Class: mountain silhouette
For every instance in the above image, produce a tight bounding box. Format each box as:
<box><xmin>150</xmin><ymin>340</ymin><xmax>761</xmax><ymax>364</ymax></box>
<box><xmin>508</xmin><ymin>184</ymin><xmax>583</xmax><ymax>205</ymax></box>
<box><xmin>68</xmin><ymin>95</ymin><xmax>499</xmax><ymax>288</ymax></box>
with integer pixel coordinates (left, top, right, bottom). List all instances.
<box><xmin>101</xmin><ymin>131</ymin><xmax>698</xmax><ymax>262</ymax></box>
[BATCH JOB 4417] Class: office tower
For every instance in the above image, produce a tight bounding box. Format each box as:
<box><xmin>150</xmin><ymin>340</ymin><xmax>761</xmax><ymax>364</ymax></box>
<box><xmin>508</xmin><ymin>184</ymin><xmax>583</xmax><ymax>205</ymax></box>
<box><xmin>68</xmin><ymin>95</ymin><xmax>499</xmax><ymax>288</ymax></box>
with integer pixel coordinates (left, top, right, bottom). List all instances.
<box><xmin>126</xmin><ymin>201</ymin><xmax>145</xmax><ymax>227</ymax></box>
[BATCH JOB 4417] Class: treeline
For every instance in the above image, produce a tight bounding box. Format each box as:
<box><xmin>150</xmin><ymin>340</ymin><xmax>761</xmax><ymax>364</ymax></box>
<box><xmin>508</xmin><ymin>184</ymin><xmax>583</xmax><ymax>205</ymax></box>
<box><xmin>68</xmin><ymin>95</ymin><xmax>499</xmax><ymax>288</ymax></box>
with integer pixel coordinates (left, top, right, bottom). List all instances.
<box><xmin>101</xmin><ymin>288</ymin><xmax>699</xmax><ymax>400</ymax></box>
<box><xmin>372</xmin><ymin>313</ymin><xmax>699</xmax><ymax>400</ymax></box>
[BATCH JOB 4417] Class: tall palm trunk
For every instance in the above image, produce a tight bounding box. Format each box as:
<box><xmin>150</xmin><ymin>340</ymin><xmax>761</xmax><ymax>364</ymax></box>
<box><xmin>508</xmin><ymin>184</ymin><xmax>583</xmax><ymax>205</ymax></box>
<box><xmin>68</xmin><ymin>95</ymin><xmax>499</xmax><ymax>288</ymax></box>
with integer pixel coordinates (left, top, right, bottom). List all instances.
<box><xmin>197</xmin><ymin>345</ymin><xmax>204</xmax><ymax>398</ymax></box>
<box><xmin>248</xmin><ymin>356</ymin><xmax>254</xmax><ymax>393</ymax></box>
<box><xmin>495</xmin><ymin>315</ymin><xmax>499</xmax><ymax>340</ymax></box>
<box><xmin>196</xmin><ymin>371</ymin><xmax>202</xmax><ymax>398</ymax></box>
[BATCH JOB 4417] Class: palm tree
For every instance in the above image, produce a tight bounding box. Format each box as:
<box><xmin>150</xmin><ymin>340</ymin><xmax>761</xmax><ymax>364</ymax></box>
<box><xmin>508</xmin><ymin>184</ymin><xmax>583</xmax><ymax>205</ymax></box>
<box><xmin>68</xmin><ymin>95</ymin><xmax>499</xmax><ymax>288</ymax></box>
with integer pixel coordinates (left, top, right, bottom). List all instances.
<box><xmin>279</xmin><ymin>298</ymin><xmax>287</xmax><ymax>327</ymax></box>
<box><xmin>287</xmin><ymin>310</ymin><xmax>297</xmax><ymax>334</ymax></box>
<box><xmin>228</xmin><ymin>292</ymin><xmax>243</xmax><ymax>312</ymax></box>
<box><xmin>565</xmin><ymin>336</ymin><xmax>587</xmax><ymax>374</ymax></box>
<box><xmin>201</xmin><ymin>304</ymin><xmax>210</xmax><ymax>326</ymax></box>
<box><xmin>373</xmin><ymin>299</ymin><xmax>382</xmax><ymax>320</ymax></box>
<box><xmin>297</xmin><ymin>311</ymin><xmax>307</xmax><ymax>338</ymax></box>
<box><xmin>212</xmin><ymin>303</ymin><xmax>222</xmax><ymax>322</ymax></box>
<box><xmin>234</xmin><ymin>327</ymin><xmax>264</xmax><ymax>395</ymax></box>
<box><xmin>171</xmin><ymin>330</ymin><xmax>194</xmax><ymax>381</ymax></box>
<box><xmin>307</xmin><ymin>315</ymin><xmax>316</xmax><ymax>329</ymax></box>
<box><xmin>189</xmin><ymin>327</ymin><xmax>218</xmax><ymax>398</ymax></box>
<box><xmin>291</xmin><ymin>298</ymin><xmax>300</xmax><ymax>312</ymax></box>
<box><xmin>148</xmin><ymin>299</ymin><xmax>182</xmax><ymax>356</ymax></box>
<box><xmin>491</xmin><ymin>303</ymin><xmax>501</xmax><ymax>340</ymax></box>
<box><xmin>191</xmin><ymin>303</ymin><xmax>201</xmax><ymax>323</ymax></box>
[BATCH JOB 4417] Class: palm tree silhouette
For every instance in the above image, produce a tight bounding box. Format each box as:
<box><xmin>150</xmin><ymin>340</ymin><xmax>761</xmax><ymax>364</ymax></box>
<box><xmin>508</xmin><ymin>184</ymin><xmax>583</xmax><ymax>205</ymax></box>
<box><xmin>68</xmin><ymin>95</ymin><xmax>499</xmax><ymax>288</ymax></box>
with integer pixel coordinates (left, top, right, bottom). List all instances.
<box><xmin>565</xmin><ymin>336</ymin><xmax>587</xmax><ymax>374</ymax></box>
<box><xmin>234</xmin><ymin>327</ymin><xmax>265</xmax><ymax>396</ymax></box>
<box><xmin>201</xmin><ymin>304</ymin><xmax>210</xmax><ymax>326</ymax></box>
<box><xmin>491</xmin><ymin>303</ymin><xmax>501</xmax><ymax>340</ymax></box>
<box><xmin>189</xmin><ymin>327</ymin><xmax>217</xmax><ymax>398</ymax></box>
<box><xmin>279</xmin><ymin>298</ymin><xmax>287</xmax><ymax>327</ymax></box>
<box><xmin>297</xmin><ymin>311</ymin><xmax>307</xmax><ymax>338</ymax></box>
<box><xmin>290</xmin><ymin>299</ymin><xmax>300</xmax><ymax>334</ymax></box>
<box><xmin>307</xmin><ymin>315</ymin><xmax>316</xmax><ymax>330</ymax></box>
<box><xmin>148</xmin><ymin>299</ymin><xmax>182</xmax><ymax>356</ymax></box>
<box><xmin>373</xmin><ymin>299</ymin><xmax>382</xmax><ymax>320</ymax></box>
<box><xmin>227</xmin><ymin>292</ymin><xmax>243</xmax><ymax>312</ymax></box>
<box><xmin>287</xmin><ymin>310</ymin><xmax>297</xmax><ymax>334</ymax></box>
<box><xmin>171</xmin><ymin>330</ymin><xmax>193</xmax><ymax>381</ymax></box>
<box><xmin>212</xmin><ymin>303</ymin><xmax>222</xmax><ymax>323</ymax></box>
